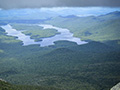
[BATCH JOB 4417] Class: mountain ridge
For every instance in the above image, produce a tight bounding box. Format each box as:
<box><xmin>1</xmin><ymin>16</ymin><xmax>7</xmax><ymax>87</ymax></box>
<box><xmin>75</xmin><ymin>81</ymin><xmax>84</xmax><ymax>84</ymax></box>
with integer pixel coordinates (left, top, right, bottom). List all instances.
<box><xmin>46</xmin><ymin>11</ymin><xmax>120</xmax><ymax>42</ymax></box>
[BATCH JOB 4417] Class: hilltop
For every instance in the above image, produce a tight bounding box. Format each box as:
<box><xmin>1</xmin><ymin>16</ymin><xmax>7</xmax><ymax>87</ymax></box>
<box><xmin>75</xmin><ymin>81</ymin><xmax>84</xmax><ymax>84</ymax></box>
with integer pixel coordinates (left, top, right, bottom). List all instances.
<box><xmin>46</xmin><ymin>11</ymin><xmax>120</xmax><ymax>42</ymax></box>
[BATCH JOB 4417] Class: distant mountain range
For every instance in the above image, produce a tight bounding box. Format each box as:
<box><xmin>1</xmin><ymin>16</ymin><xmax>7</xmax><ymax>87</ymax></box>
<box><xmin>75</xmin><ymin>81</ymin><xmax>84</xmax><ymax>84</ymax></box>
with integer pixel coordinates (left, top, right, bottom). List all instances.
<box><xmin>46</xmin><ymin>11</ymin><xmax>120</xmax><ymax>42</ymax></box>
<box><xmin>0</xmin><ymin>10</ymin><xmax>120</xmax><ymax>90</ymax></box>
<box><xmin>0</xmin><ymin>7</ymin><xmax>120</xmax><ymax>20</ymax></box>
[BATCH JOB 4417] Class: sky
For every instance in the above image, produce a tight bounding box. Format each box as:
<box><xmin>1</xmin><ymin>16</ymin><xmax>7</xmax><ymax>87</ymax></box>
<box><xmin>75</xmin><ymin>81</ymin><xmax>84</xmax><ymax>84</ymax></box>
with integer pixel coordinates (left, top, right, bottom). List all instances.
<box><xmin>0</xmin><ymin>0</ymin><xmax>120</xmax><ymax>9</ymax></box>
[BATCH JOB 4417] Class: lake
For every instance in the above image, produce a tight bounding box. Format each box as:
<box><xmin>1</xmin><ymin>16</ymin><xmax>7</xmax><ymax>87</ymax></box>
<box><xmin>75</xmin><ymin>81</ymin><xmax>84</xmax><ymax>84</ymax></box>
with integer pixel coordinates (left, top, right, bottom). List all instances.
<box><xmin>1</xmin><ymin>24</ymin><xmax>87</xmax><ymax>47</ymax></box>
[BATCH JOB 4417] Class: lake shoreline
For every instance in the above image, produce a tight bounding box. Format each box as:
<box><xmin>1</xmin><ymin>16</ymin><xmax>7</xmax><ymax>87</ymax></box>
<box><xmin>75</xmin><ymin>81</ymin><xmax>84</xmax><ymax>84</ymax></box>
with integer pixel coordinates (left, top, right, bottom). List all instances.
<box><xmin>1</xmin><ymin>24</ymin><xmax>87</xmax><ymax>47</ymax></box>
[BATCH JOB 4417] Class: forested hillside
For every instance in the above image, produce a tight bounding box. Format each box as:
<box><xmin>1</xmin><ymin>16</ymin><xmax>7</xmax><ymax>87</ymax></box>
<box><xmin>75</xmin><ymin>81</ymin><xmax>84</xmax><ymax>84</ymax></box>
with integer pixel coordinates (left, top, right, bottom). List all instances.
<box><xmin>0</xmin><ymin>11</ymin><xmax>120</xmax><ymax>90</ymax></box>
<box><xmin>0</xmin><ymin>79</ymin><xmax>61</xmax><ymax>90</ymax></box>
<box><xmin>46</xmin><ymin>11</ymin><xmax>120</xmax><ymax>41</ymax></box>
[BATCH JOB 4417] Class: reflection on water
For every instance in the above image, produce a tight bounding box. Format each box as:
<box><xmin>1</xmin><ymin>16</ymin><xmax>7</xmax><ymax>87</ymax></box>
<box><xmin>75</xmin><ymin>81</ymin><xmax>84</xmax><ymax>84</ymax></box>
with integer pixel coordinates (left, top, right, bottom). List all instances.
<box><xmin>39</xmin><ymin>24</ymin><xmax>87</xmax><ymax>47</ymax></box>
<box><xmin>1</xmin><ymin>24</ymin><xmax>87</xmax><ymax>47</ymax></box>
<box><xmin>1</xmin><ymin>24</ymin><xmax>39</xmax><ymax>46</ymax></box>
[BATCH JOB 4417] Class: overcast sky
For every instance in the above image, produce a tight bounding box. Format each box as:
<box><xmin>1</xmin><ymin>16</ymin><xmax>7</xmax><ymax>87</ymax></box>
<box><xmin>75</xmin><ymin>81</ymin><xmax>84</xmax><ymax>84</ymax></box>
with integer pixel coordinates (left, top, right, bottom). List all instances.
<box><xmin>0</xmin><ymin>0</ymin><xmax>120</xmax><ymax>9</ymax></box>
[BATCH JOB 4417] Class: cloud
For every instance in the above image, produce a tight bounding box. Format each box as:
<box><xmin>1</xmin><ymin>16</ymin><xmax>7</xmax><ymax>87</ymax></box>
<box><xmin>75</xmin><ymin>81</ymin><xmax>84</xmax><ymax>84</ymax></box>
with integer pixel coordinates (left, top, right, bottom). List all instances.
<box><xmin>0</xmin><ymin>0</ymin><xmax>120</xmax><ymax>9</ymax></box>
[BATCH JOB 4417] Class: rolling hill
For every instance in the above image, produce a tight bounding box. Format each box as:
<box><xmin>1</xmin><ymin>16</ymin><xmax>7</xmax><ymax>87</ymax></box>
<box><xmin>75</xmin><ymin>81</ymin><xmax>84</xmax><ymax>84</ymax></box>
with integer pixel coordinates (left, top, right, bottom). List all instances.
<box><xmin>0</xmin><ymin>11</ymin><xmax>120</xmax><ymax>90</ymax></box>
<box><xmin>46</xmin><ymin>11</ymin><xmax>120</xmax><ymax>42</ymax></box>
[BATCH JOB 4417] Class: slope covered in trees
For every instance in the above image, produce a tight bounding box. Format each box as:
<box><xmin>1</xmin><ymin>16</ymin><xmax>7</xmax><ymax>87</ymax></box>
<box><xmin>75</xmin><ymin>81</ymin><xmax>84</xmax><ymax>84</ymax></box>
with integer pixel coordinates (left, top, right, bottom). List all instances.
<box><xmin>0</xmin><ymin>11</ymin><xmax>120</xmax><ymax>90</ymax></box>
<box><xmin>0</xmin><ymin>79</ymin><xmax>61</xmax><ymax>90</ymax></box>
<box><xmin>46</xmin><ymin>11</ymin><xmax>120</xmax><ymax>41</ymax></box>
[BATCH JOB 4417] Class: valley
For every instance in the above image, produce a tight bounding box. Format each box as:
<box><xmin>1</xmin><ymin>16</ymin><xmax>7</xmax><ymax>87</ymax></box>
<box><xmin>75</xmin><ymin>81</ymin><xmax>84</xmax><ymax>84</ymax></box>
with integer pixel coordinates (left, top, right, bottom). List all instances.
<box><xmin>1</xmin><ymin>24</ymin><xmax>87</xmax><ymax>47</ymax></box>
<box><xmin>0</xmin><ymin>9</ymin><xmax>120</xmax><ymax>90</ymax></box>
<box><xmin>46</xmin><ymin>11</ymin><xmax>120</xmax><ymax>42</ymax></box>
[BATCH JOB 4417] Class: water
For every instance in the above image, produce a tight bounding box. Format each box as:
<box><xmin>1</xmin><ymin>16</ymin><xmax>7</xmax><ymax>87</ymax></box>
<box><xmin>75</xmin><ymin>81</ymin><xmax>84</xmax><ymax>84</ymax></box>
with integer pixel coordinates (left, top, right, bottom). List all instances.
<box><xmin>1</xmin><ymin>24</ymin><xmax>87</xmax><ymax>47</ymax></box>
<box><xmin>39</xmin><ymin>24</ymin><xmax>87</xmax><ymax>47</ymax></box>
<box><xmin>1</xmin><ymin>24</ymin><xmax>39</xmax><ymax>46</ymax></box>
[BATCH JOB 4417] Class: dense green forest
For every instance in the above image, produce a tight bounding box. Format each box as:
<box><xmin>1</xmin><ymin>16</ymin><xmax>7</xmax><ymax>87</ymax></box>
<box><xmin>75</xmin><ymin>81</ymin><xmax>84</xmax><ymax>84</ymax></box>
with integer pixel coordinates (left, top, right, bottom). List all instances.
<box><xmin>0</xmin><ymin>80</ymin><xmax>61</xmax><ymax>90</ymax></box>
<box><xmin>46</xmin><ymin>11</ymin><xmax>120</xmax><ymax>42</ymax></box>
<box><xmin>10</xmin><ymin>23</ymin><xmax>59</xmax><ymax>41</ymax></box>
<box><xmin>0</xmin><ymin>11</ymin><xmax>120</xmax><ymax>90</ymax></box>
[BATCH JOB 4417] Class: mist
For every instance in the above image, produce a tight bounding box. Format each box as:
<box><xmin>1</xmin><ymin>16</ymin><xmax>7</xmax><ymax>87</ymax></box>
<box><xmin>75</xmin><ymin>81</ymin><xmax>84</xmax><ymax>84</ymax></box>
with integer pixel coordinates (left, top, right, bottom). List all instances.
<box><xmin>0</xmin><ymin>0</ymin><xmax>120</xmax><ymax>9</ymax></box>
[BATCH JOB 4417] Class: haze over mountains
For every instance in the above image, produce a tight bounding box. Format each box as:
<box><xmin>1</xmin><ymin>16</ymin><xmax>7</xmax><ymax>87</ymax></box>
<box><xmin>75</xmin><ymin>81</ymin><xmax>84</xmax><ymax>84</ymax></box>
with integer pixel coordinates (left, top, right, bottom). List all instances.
<box><xmin>0</xmin><ymin>7</ymin><xmax>120</xmax><ymax>90</ymax></box>
<box><xmin>46</xmin><ymin>11</ymin><xmax>120</xmax><ymax>42</ymax></box>
<box><xmin>0</xmin><ymin>7</ymin><xmax>120</xmax><ymax>20</ymax></box>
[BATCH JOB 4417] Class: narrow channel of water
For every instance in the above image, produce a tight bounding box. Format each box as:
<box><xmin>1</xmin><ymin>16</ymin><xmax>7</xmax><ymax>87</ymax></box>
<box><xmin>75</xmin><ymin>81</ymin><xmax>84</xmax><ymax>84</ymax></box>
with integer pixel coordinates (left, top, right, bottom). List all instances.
<box><xmin>1</xmin><ymin>24</ymin><xmax>87</xmax><ymax>47</ymax></box>
<box><xmin>1</xmin><ymin>24</ymin><xmax>39</xmax><ymax>46</ymax></box>
<box><xmin>39</xmin><ymin>24</ymin><xmax>87</xmax><ymax>47</ymax></box>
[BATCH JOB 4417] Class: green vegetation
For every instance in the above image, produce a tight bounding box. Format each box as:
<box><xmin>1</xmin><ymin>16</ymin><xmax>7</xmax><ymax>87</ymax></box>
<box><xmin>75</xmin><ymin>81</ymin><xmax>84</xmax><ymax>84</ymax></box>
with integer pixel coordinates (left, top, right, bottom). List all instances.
<box><xmin>0</xmin><ymin>27</ymin><xmax>21</xmax><ymax>44</ymax></box>
<box><xmin>0</xmin><ymin>80</ymin><xmax>61</xmax><ymax>90</ymax></box>
<box><xmin>0</xmin><ymin>11</ymin><xmax>120</xmax><ymax>90</ymax></box>
<box><xmin>46</xmin><ymin>11</ymin><xmax>120</xmax><ymax>42</ymax></box>
<box><xmin>0</xmin><ymin>27</ymin><xmax>120</xmax><ymax>90</ymax></box>
<box><xmin>22</xmin><ymin>29</ymin><xmax>59</xmax><ymax>41</ymax></box>
<box><xmin>10</xmin><ymin>23</ymin><xmax>43</xmax><ymax>31</ymax></box>
<box><xmin>0</xmin><ymin>49</ymin><xmax>4</xmax><ymax>53</ymax></box>
<box><xmin>10</xmin><ymin>23</ymin><xmax>59</xmax><ymax>41</ymax></box>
